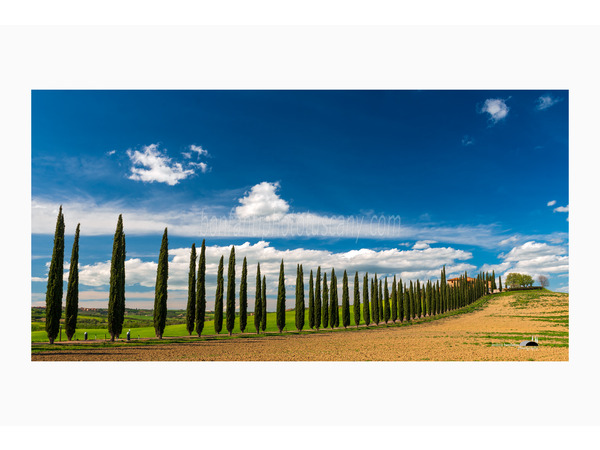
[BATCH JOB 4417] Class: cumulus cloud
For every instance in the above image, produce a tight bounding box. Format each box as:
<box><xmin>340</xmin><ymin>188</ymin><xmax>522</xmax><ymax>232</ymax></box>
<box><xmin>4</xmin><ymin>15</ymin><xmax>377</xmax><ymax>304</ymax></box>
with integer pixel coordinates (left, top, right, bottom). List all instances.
<box><xmin>106</xmin><ymin>150</ymin><xmax>116</xmax><ymax>156</ymax></box>
<box><xmin>235</xmin><ymin>182</ymin><xmax>290</xmax><ymax>221</ymax></box>
<box><xmin>127</xmin><ymin>144</ymin><xmax>196</xmax><ymax>186</ymax></box>
<box><xmin>547</xmin><ymin>200</ymin><xmax>556</xmax><ymax>207</ymax></box>
<box><xmin>553</xmin><ymin>205</ymin><xmax>569</xmax><ymax>213</ymax></box>
<box><xmin>536</xmin><ymin>94</ymin><xmax>562</xmax><ymax>111</ymax></box>
<box><xmin>412</xmin><ymin>240</ymin><xmax>437</xmax><ymax>250</ymax></box>
<box><xmin>480</xmin><ymin>240</ymin><xmax>568</xmax><ymax>280</ymax></box>
<box><xmin>479</xmin><ymin>98</ymin><xmax>509</xmax><ymax>124</ymax></box>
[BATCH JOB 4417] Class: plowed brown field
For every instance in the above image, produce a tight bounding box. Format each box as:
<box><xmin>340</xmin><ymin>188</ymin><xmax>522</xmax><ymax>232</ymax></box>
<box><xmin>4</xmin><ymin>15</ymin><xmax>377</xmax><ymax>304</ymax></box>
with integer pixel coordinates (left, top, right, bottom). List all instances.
<box><xmin>31</xmin><ymin>291</ymin><xmax>568</xmax><ymax>361</ymax></box>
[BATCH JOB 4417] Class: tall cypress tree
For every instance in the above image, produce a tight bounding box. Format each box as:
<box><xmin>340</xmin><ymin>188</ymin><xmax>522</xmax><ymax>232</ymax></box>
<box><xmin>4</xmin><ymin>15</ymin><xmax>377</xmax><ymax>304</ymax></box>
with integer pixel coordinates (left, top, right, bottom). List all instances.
<box><xmin>408</xmin><ymin>280</ymin><xmax>414</xmax><ymax>320</ymax></box>
<box><xmin>372</xmin><ymin>274</ymin><xmax>379</xmax><ymax>325</ymax></box>
<box><xmin>342</xmin><ymin>270</ymin><xmax>350</xmax><ymax>328</ymax></box>
<box><xmin>322</xmin><ymin>272</ymin><xmax>329</xmax><ymax>329</ymax></box>
<box><xmin>226</xmin><ymin>246</ymin><xmax>236</xmax><ymax>336</ymax></box>
<box><xmin>45</xmin><ymin>206</ymin><xmax>64</xmax><ymax>345</ymax></box>
<box><xmin>254</xmin><ymin>262</ymin><xmax>262</xmax><ymax>334</ymax></box>
<box><xmin>108</xmin><ymin>214</ymin><xmax>125</xmax><ymax>341</ymax></box>
<box><xmin>153</xmin><ymin>227</ymin><xmax>168</xmax><ymax>339</ymax></box>
<box><xmin>308</xmin><ymin>270</ymin><xmax>315</xmax><ymax>330</ymax></box>
<box><xmin>498</xmin><ymin>276</ymin><xmax>503</xmax><ymax>292</ymax></box>
<box><xmin>276</xmin><ymin>259</ymin><xmax>286</xmax><ymax>333</ymax></box>
<box><xmin>383</xmin><ymin>277</ymin><xmax>390</xmax><ymax>324</ymax></box>
<box><xmin>196</xmin><ymin>239</ymin><xmax>206</xmax><ymax>336</ymax></box>
<box><xmin>398</xmin><ymin>280</ymin><xmax>404</xmax><ymax>323</ymax></box>
<box><xmin>295</xmin><ymin>264</ymin><xmax>305</xmax><ymax>331</ymax></box>
<box><xmin>185</xmin><ymin>243</ymin><xmax>197</xmax><ymax>336</ymax></box>
<box><xmin>330</xmin><ymin>269</ymin><xmax>339</xmax><ymax>328</ymax></box>
<box><xmin>353</xmin><ymin>271</ymin><xmax>361</xmax><ymax>328</ymax></box>
<box><xmin>240</xmin><ymin>256</ymin><xmax>248</xmax><ymax>333</ymax></box>
<box><xmin>261</xmin><ymin>275</ymin><xmax>267</xmax><ymax>331</ymax></box>
<box><xmin>315</xmin><ymin>267</ymin><xmax>322</xmax><ymax>330</ymax></box>
<box><xmin>214</xmin><ymin>256</ymin><xmax>224</xmax><ymax>334</ymax></box>
<box><xmin>416</xmin><ymin>280</ymin><xmax>422</xmax><ymax>318</ymax></box>
<box><xmin>390</xmin><ymin>275</ymin><xmax>397</xmax><ymax>323</ymax></box>
<box><xmin>64</xmin><ymin>222</ymin><xmax>80</xmax><ymax>340</ymax></box>
<box><xmin>363</xmin><ymin>273</ymin><xmax>370</xmax><ymax>326</ymax></box>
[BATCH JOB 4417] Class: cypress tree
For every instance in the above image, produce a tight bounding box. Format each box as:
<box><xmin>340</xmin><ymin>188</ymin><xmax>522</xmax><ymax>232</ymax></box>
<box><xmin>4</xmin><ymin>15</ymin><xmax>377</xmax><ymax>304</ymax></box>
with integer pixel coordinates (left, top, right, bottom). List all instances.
<box><xmin>240</xmin><ymin>256</ymin><xmax>248</xmax><ymax>333</ymax></box>
<box><xmin>372</xmin><ymin>275</ymin><xmax>379</xmax><ymax>325</ymax></box>
<box><xmin>391</xmin><ymin>275</ymin><xmax>397</xmax><ymax>323</ymax></box>
<box><xmin>330</xmin><ymin>269</ymin><xmax>339</xmax><ymax>328</ymax></box>
<box><xmin>64</xmin><ymin>223</ymin><xmax>80</xmax><ymax>341</ymax></box>
<box><xmin>153</xmin><ymin>228</ymin><xmax>168</xmax><ymax>339</ymax></box>
<box><xmin>416</xmin><ymin>280</ymin><xmax>422</xmax><ymax>318</ymax></box>
<box><xmin>185</xmin><ymin>243</ymin><xmax>197</xmax><ymax>336</ymax></box>
<box><xmin>45</xmin><ymin>206</ymin><xmax>64</xmax><ymax>344</ymax></box>
<box><xmin>308</xmin><ymin>270</ymin><xmax>315</xmax><ymax>329</ymax></box>
<box><xmin>322</xmin><ymin>272</ymin><xmax>329</xmax><ymax>328</ymax></box>
<box><xmin>492</xmin><ymin>270</ymin><xmax>497</xmax><ymax>291</ymax></box>
<box><xmin>315</xmin><ymin>267</ymin><xmax>322</xmax><ymax>330</ymax></box>
<box><xmin>295</xmin><ymin>264</ymin><xmax>305</xmax><ymax>332</ymax></box>
<box><xmin>254</xmin><ymin>262</ymin><xmax>262</xmax><ymax>334</ymax></box>
<box><xmin>408</xmin><ymin>280</ymin><xmax>414</xmax><ymax>320</ymax></box>
<box><xmin>108</xmin><ymin>214</ymin><xmax>126</xmax><ymax>341</ymax></box>
<box><xmin>226</xmin><ymin>246</ymin><xmax>236</xmax><ymax>336</ymax></box>
<box><xmin>196</xmin><ymin>239</ymin><xmax>206</xmax><ymax>336</ymax></box>
<box><xmin>353</xmin><ymin>271</ymin><xmax>361</xmax><ymax>328</ymax></box>
<box><xmin>383</xmin><ymin>277</ymin><xmax>390</xmax><ymax>324</ymax></box>
<box><xmin>498</xmin><ymin>276</ymin><xmax>503</xmax><ymax>292</ymax></box>
<box><xmin>342</xmin><ymin>270</ymin><xmax>350</xmax><ymax>328</ymax></box>
<box><xmin>379</xmin><ymin>279</ymin><xmax>384</xmax><ymax>323</ymax></box>
<box><xmin>261</xmin><ymin>275</ymin><xmax>267</xmax><ymax>331</ymax></box>
<box><xmin>363</xmin><ymin>273</ymin><xmax>370</xmax><ymax>326</ymax></box>
<box><xmin>214</xmin><ymin>256</ymin><xmax>224</xmax><ymax>334</ymax></box>
<box><xmin>315</xmin><ymin>266</ymin><xmax>321</xmax><ymax>330</ymax></box>
<box><xmin>276</xmin><ymin>259</ymin><xmax>286</xmax><ymax>333</ymax></box>
<box><xmin>398</xmin><ymin>280</ymin><xmax>404</xmax><ymax>323</ymax></box>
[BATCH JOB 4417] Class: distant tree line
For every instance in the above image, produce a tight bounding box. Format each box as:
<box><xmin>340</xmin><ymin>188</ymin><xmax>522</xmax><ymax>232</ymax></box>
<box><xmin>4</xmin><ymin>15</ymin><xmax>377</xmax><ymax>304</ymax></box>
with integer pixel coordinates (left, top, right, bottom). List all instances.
<box><xmin>44</xmin><ymin>208</ymin><xmax>506</xmax><ymax>343</ymax></box>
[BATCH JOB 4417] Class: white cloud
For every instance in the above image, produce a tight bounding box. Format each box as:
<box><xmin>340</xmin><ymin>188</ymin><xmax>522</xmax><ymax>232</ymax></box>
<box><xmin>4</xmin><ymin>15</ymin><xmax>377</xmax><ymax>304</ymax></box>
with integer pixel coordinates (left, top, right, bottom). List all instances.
<box><xmin>235</xmin><ymin>182</ymin><xmax>290</xmax><ymax>221</ymax></box>
<box><xmin>461</xmin><ymin>135</ymin><xmax>474</xmax><ymax>146</ymax></box>
<box><xmin>536</xmin><ymin>94</ymin><xmax>562</xmax><ymax>111</ymax></box>
<box><xmin>480</xmin><ymin>240</ymin><xmax>568</xmax><ymax>281</ymax></box>
<box><xmin>106</xmin><ymin>150</ymin><xmax>116</xmax><ymax>156</ymax></box>
<box><xmin>499</xmin><ymin>235</ymin><xmax>519</xmax><ymax>246</ymax></box>
<box><xmin>190</xmin><ymin>161</ymin><xmax>208</xmax><ymax>173</ymax></box>
<box><xmin>127</xmin><ymin>144</ymin><xmax>195</xmax><ymax>186</ymax></box>
<box><xmin>547</xmin><ymin>200</ymin><xmax>556</xmax><ymax>206</ymax></box>
<box><xmin>189</xmin><ymin>144</ymin><xmax>208</xmax><ymax>157</ymax></box>
<box><xmin>553</xmin><ymin>205</ymin><xmax>569</xmax><ymax>213</ymax></box>
<box><xmin>181</xmin><ymin>152</ymin><xmax>192</xmax><ymax>159</ymax></box>
<box><xmin>413</xmin><ymin>240</ymin><xmax>437</xmax><ymax>250</ymax></box>
<box><xmin>555</xmin><ymin>285</ymin><xmax>569</xmax><ymax>293</ymax></box>
<box><xmin>479</xmin><ymin>98</ymin><xmax>509</xmax><ymax>124</ymax></box>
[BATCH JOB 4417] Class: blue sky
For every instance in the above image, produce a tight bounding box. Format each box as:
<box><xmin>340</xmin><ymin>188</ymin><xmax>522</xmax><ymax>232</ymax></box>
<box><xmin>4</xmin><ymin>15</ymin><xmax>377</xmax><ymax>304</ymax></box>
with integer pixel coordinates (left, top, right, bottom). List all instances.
<box><xmin>31</xmin><ymin>90</ymin><xmax>569</xmax><ymax>309</ymax></box>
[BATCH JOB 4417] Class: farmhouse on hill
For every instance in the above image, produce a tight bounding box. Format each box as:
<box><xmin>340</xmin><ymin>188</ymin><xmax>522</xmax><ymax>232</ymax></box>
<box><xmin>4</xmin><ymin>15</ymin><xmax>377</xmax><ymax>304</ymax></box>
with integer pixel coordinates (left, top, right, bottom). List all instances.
<box><xmin>447</xmin><ymin>277</ymin><xmax>475</xmax><ymax>287</ymax></box>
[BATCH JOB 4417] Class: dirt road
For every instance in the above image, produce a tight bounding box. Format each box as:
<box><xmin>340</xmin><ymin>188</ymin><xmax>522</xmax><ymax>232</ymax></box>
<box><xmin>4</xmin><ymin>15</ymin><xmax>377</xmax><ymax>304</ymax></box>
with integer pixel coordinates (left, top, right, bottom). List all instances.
<box><xmin>31</xmin><ymin>291</ymin><xmax>568</xmax><ymax>361</ymax></box>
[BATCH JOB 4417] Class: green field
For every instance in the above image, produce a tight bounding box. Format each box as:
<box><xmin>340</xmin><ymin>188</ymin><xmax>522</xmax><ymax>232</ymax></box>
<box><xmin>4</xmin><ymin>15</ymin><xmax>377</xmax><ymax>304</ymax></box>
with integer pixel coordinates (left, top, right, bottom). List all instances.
<box><xmin>32</xmin><ymin>309</ymin><xmax>317</xmax><ymax>342</ymax></box>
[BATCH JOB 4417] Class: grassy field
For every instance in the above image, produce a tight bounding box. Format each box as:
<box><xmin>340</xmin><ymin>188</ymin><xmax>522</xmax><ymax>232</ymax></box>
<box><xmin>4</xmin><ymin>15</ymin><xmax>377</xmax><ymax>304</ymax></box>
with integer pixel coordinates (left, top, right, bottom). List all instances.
<box><xmin>33</xmin><ymin>309</ymin><xmax>324</xmax><ymax>342</ymax></box>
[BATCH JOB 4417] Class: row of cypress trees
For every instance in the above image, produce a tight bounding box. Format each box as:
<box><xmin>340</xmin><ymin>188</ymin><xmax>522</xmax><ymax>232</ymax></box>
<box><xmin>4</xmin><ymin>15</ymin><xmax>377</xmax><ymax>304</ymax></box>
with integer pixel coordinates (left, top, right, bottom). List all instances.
<box><xmin>184</xmin><ymin>251</ymin><xmax>496</xmax><ymax>336</ymax></box>
<box><xmin>44</xmin><ymin>208</ymin><xmax>498</xmax><ymax>343</ymax></box>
